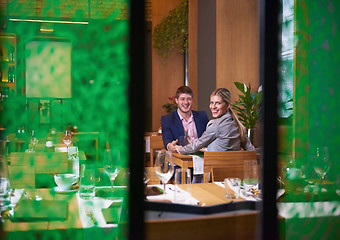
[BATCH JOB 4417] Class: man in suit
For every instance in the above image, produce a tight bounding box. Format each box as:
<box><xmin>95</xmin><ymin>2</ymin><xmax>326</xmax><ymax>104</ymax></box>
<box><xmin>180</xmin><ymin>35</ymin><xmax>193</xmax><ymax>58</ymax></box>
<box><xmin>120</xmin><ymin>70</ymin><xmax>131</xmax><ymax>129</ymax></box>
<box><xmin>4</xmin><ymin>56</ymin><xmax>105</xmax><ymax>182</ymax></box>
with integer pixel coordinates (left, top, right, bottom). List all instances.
<box><xmin>161</xmin><ymin>86</ymin><xmax>209</xmax><ymax>152</ymax></box>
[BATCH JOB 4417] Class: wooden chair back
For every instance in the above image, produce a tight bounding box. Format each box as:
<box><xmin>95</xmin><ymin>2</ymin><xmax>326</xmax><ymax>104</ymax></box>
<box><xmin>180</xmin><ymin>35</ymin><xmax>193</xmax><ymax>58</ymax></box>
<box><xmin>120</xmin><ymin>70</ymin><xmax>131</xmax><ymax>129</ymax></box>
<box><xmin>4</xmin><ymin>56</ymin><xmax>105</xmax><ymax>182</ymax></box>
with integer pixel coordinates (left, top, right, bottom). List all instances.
<box><xmin>8</xmin><ymin>165</ymin><xmax>35</xmax><ymax>189</ymax></box>
<box><xmin>212</xmin><ymin>166</ymin><xmax>244</xmax><ymax>182</ymax></box>
<box><xmin>8</xmin><ymin>152</ymin><xmax>69</xmax><ymax>188</ymax></box>
<box><xmin>145</xmin><ymin>167</ymin><xmax>161</xmax><ymax>185</ymax></box>
<box><xmin>145</xmin><ymin>211</ymin><xmax>259</xmax><ymax>240</ymax></box>
<box><xmin>149</xmin><ymin>135</ymin><xmax>165</xmax><ymax>167</ymax></box>
<box><xmin>9</xmin><ymin>152</ymin><xmax>69</xmax><ymax>174</ymax></box>
<box><xmin>203</xmin><ymin>151</ymin><xmax>257</xmax><ymax>182</ymax></box>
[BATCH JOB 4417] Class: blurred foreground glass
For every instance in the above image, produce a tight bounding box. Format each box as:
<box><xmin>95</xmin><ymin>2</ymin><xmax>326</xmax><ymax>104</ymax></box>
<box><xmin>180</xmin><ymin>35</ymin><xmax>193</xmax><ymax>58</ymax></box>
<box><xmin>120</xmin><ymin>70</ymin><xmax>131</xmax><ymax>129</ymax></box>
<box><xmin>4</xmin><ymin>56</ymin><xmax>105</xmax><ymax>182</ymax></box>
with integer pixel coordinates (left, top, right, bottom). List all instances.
<box><xmin>244</xmin><ymin>160</ymin><xmax>259</xmax><ymax>196</ymax></box>
<box><xmin>309</xmin><ymin>146</ymin><xmax>330</xmax><ymax>185</ymax></box>
<box><xmin>79</xmin><ymin>164</ymin><xmax>95</xmax><ymax>200</ymax></box>
<box><xmin>224</xmin><ymin>178</ymin><xmax>241</xmax><ymax>199</ymax></box>
<box><xmin>174</xmin><ymin>168</ymin><xmax>191</xmax><ymax>203</ymax></box>
<box><xmin>0</xmin><ymin>155</ymin><xmax>11</xmax><ymax>212</ymax></box>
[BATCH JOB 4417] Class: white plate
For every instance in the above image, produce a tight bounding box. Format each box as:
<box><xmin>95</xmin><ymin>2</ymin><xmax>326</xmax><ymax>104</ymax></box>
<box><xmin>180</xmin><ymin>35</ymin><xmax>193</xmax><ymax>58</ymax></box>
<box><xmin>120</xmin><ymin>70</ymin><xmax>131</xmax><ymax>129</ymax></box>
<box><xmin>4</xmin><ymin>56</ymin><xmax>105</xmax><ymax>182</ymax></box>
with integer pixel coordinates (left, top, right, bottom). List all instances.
<box><xmin>53</xmin><ymin>187</ymin><xmax>78</xmax><ymax>193</ymax></box>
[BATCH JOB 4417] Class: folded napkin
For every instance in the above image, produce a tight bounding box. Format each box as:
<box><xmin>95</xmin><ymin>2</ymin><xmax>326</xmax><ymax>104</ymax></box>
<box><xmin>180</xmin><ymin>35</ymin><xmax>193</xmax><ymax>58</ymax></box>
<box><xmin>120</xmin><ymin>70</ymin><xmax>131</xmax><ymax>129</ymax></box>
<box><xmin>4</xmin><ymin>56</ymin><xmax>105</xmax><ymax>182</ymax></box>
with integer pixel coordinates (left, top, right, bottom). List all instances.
<box><xmin>145</xmin><ymin>186</ymin><xmax>163</xmax><ymax>196</ymax></box>
<box><xmin>11</xmin><ymin>199</ymin><xmax>68</xmax><ymax>222</ymax></box>
<box><xmin>77</xmin><ymin>192</ymin><xmax>123</xmax><ymax>228</ymax></box>
<box><xmin>190</xmin><ymin>155</ymin><xmax>204</xmax><ymax>175</ymax></box>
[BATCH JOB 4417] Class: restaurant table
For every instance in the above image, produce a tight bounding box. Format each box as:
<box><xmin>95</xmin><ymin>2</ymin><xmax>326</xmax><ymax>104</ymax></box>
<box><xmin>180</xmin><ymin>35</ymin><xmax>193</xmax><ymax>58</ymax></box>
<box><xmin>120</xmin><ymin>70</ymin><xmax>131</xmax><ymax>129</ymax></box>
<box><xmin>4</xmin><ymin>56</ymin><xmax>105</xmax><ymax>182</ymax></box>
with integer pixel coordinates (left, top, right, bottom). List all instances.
<box><xmin>172</xmin><ymin>153</ymin><xmax>193</xmax><ymax>170</ymax></box>
<box><xmin>145</xmin><ymin>182</ymin><xmax>261</xmax><ymax>221</ymax></box>
<box><xmin>145</xmin><ymin>183</ymin><xmax>261</xmax><ymax>240</ymax></box>
<box><xmin>1</xmin><ymin>186</ymin><xmax>126</xmax><ymax>240</ymax></box>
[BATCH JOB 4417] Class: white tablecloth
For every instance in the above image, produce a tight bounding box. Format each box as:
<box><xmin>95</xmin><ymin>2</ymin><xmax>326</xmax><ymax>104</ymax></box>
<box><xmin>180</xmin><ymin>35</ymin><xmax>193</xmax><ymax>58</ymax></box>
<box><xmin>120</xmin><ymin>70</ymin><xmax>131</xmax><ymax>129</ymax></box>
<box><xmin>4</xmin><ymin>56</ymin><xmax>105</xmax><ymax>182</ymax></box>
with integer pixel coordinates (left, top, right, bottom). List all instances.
<box><xmin>190</xmin><ymin>155</ymin><xmax>204</xmax><ymax>175</ymax></box>
<box><xmin>146</xmin><ymin>184</ymin><xmax>200</xmax><ymax>205</ymax></box>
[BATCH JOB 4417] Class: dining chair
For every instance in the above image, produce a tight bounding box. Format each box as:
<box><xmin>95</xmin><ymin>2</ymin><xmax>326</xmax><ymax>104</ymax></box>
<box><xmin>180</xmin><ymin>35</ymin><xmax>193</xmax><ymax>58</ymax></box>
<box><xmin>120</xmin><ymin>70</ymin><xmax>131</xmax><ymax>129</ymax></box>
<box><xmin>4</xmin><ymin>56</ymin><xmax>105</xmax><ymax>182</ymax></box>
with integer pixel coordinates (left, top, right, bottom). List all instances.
<box><xmin>145</xmin><ymin>167</ymin><xmax>161</xmax><ymax>185</ymax></box>
<box><xmin>203</xmin><ymin>151</ymin><xmax>257</xmax><ymax>183</ymax></box>
<box><xmin>8</xmin><ymin>165</ymin><xmax>35</xmax><ymax>189</ymax></box>
<box><xmin>8</xmin><ymin>152</ymin><xmax>69</xmax><ymax>188</ymax></box>
<box><xmin>211</xmin><ymin>166</ymin><xmax>245</xmax><ymax>182</ymax></box>
<box><xmin>145</xmin><ymin>211</ymin><xmax>259</xmax><ymax>240</ymax></box>
<box><xmin>149</xmin><ymin>135</ymin><xmax>165</xmax><ymax>167</ymax></box>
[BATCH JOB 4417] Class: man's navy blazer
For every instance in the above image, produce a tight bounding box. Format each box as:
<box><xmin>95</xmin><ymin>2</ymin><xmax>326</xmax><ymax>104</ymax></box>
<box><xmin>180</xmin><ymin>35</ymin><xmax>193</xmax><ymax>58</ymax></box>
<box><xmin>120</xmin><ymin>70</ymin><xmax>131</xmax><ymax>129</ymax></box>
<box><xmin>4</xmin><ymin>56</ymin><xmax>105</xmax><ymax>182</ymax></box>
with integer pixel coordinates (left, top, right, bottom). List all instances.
<box><xmin>161</xmin><ymin>110</ymin><xmax>209</xmax><ymax>149</ymax></box>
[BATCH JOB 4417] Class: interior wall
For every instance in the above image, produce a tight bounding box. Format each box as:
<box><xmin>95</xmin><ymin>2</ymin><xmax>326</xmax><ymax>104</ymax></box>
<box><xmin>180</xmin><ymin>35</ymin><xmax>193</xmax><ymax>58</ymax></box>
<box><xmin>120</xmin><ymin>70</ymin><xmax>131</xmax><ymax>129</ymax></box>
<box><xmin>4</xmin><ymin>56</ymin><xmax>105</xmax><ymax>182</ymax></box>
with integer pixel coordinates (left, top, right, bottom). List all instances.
<box><xmin>151</xmin><ymin>0</ymin><xmax>184</xmax><ymax>131</ymax></box>
<box><xmin>216</xmin><ymin>0</ymin><xmax>260</xmax><ymax>146</ymax></box>
<box><xmin>216</xmin><ymin>0</ymin><xmax>260</xmax><ymax>102</ymax></box>
<box><xmin>188</xmin><ymin>0</ymin><xmax>198</xmax><ymax>109</ymax></box>
<box><xmin>144</xmin><ymin>21</ymin><xmax>153</xmax><ymax>132</ymax></box>
<box><xmin>197</xmin><ymin>0</ymin><xmax>217</xmax><ymax>119</ymax></box>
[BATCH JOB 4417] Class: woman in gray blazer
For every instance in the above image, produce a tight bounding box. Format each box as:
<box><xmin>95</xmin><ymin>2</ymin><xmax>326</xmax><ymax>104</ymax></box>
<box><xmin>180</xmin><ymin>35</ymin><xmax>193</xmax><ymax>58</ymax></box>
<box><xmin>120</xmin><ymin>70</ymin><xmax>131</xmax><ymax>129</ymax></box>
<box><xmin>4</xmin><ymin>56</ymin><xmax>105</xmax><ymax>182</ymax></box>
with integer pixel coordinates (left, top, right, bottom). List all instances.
<box><xmin>173</xmin><ymin>88</ymin><xmax>254</xmax><ymax>154</ymax></box>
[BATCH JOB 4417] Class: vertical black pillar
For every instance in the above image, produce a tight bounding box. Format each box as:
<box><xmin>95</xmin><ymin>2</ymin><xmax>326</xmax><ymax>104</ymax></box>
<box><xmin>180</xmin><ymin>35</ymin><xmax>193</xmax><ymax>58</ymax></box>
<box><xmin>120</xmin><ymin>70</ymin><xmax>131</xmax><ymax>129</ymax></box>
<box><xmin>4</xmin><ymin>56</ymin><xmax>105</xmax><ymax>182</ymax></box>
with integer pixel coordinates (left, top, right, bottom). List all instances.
<box><xmin>129</xmin><ymin>1</ymin><xmax>145</xmax><ymax>239</ymax></box>
<box><xmin>259</xmin><ymin>0</ymin><xmax>279</xmax><ymax>239</ymax></box>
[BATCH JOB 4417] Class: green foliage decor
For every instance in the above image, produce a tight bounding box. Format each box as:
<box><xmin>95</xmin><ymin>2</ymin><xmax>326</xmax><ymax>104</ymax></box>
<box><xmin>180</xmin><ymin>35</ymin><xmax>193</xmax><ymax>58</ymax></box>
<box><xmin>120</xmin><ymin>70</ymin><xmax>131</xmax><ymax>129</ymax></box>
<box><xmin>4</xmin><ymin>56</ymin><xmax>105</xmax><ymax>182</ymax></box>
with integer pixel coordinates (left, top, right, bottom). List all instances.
<box><xmin>162</xmin><ymin>96</ymin><xmax>178</xmax><ymax>113</ymax></box>
<box><xmin>231</xmin><ymin>82</ymin><xmax>262</xmax><ymax>130</ymax></box>
<box><xmin>153</xmin><ymin>0</ymin><xmax>188</xmax><ymax>58</ymax></box>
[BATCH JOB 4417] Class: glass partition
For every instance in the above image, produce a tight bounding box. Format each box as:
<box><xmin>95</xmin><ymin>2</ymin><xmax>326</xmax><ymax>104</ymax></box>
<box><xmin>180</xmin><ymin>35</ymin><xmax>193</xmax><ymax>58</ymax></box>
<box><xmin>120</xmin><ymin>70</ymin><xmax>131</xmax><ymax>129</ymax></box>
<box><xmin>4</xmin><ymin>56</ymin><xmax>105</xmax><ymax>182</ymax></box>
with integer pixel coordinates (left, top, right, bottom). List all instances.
<box><xmin>278</xmin><ymin>0</ymin><xmax>340</xmax><ymax>239</ymax></box>
<box><xmin>0</xmin><ymin>0</ymin><xmax>130</xmax><ymax>239</ymax></box>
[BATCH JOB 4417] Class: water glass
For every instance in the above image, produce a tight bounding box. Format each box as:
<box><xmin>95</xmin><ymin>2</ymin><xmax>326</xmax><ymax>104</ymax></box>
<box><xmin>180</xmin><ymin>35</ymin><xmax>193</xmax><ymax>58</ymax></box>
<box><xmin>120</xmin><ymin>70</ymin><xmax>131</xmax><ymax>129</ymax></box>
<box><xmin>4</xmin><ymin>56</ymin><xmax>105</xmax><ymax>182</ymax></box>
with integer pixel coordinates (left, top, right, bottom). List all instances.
<box><xmin>79</xmin><ymin>164</ymin><xmax>96</xmax><ymax>200</ymax></box>
<box><xmin>224</xmin><ymin>178</ymin><xmax>241</xmax><ymax>199</ymax></box>
<box><xmin>0</xmin><ymin>157</ymin><xmax>11</xmax><ymax>211</ymax></box>
<box><xmin>174</xmin><ymin>168</ymin><xmax>192</xmax><ymax>203</ymax></box>
<box><xmin>244</xmin><ymin>160</ymin><xmax>259</xmax><ymax>196</ymax></box>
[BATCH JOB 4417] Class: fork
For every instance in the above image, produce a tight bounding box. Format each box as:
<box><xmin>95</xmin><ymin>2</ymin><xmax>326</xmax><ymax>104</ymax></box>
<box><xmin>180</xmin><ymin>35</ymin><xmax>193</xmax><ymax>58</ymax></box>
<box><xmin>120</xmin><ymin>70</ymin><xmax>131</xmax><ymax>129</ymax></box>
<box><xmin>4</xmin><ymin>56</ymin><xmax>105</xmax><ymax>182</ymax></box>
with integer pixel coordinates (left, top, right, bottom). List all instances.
<box><xmin>85</xmin><ymin>209</ymin><xmax>97</xmax><ymax>225</ymax></box>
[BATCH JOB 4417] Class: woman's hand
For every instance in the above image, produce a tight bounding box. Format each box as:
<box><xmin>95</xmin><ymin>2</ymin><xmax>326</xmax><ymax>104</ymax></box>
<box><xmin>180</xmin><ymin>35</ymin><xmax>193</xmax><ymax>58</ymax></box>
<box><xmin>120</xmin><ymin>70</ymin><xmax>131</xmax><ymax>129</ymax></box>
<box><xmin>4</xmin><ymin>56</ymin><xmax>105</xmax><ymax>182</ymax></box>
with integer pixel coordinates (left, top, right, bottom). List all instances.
<box><xmin>174</xmin><ymin>145</ymin><xmax>182</xmax><ymax>153</ymax></box>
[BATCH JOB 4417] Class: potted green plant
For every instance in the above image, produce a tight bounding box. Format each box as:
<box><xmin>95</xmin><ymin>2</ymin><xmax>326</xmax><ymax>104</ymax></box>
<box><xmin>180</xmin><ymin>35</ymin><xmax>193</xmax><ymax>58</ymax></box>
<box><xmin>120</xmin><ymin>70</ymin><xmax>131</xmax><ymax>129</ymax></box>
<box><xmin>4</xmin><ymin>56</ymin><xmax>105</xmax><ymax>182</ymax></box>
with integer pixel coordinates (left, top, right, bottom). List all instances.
<box><xmin>162</xmin><ymin>96</ymin><xmax>178</xmax><ymax>113</ymax></box>
<box><xmin>153</xmin><ymin>0</ymin><xmax>188</xmax><ymax>58</ymax></box>
<box><xmin>231</xmin><ymin>82</ymin><xmax>262</xmax><ymax>144</ymax></box>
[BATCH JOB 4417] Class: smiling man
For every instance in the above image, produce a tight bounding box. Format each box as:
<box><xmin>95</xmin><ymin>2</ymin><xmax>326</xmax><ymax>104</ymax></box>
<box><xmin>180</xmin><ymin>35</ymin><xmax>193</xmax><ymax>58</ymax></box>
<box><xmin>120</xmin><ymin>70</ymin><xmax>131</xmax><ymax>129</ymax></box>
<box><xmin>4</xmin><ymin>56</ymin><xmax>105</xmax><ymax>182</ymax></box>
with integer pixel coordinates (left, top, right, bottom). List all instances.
<box><xmin>161</xmin><ymin>86</ymin><xmax>209</xmax><ymax>152</ymax></box>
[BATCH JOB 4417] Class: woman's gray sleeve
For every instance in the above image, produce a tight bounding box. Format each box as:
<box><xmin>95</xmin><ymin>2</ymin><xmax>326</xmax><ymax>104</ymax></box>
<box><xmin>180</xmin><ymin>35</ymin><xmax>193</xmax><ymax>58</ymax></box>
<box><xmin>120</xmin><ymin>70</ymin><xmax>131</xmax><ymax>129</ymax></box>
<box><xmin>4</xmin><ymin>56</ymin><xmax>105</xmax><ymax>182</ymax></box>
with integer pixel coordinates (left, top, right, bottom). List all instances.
<box><xmin>178</xmin><ymin>121</ymin><xmax>217</xmax><ymax>154</ymax></box>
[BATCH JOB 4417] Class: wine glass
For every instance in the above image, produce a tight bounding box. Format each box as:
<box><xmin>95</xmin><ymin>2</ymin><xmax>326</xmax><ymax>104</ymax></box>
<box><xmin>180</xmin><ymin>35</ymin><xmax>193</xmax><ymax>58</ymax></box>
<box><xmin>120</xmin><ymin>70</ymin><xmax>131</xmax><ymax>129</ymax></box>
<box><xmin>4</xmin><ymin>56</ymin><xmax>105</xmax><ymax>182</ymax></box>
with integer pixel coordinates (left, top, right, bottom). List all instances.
<box><xmin>186</xmin><ymin>128</ymin><xmax>195</xmax><ymax>144</ymax></box>
<box><xmin>154</xmin><ymin>150</ymin><xmax>174</xmax><ymax>195</ymax></box>
<box><xmin>143</xmin><ymin>169</ymin><xmax>150</xmax><ymax>185</ymax></box>
<box><xmin>63</xmin><ymin>131</ymin><xmax>72</xmax><ymax>152</ymax></box>
<box><xmin>311</xmin><ymin>146</ymin><xmax>330</xmax><ymax>184</ymax></box>
<box><xmin>103</xmin><ymin>149</ymin><xmax>121</xmax><ymax>192</ymax></box>
<box><xmin>28</xmin><ymin>130</ymin><xmax>38</xmax><ymax>152</ymax></box>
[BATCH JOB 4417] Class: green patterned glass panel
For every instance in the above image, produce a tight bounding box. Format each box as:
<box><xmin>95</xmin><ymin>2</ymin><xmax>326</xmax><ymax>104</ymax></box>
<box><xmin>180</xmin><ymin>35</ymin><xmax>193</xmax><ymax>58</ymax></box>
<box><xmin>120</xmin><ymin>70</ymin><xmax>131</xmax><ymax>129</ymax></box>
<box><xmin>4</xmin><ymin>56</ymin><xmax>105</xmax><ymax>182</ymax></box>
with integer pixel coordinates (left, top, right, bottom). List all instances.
<box><xmin>1</xmin><ymin>0</ymin><xmax>130</xmax><ymax>239</ymax></box>
<box><xmin>279</xmin><ymin>0</ymin><xmax>340</xmax><ymax>239</ymax></box>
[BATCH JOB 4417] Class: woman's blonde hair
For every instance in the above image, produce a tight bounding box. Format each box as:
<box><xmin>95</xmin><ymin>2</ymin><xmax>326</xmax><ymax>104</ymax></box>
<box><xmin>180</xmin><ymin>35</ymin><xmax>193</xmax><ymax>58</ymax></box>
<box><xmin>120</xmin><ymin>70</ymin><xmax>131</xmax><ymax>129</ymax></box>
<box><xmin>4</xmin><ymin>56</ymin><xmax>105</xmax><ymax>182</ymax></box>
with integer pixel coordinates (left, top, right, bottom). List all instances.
<box><xmin>211</xmin><ymin>88</ymin><xmax>246</xmax><ymax>142</ymax></box>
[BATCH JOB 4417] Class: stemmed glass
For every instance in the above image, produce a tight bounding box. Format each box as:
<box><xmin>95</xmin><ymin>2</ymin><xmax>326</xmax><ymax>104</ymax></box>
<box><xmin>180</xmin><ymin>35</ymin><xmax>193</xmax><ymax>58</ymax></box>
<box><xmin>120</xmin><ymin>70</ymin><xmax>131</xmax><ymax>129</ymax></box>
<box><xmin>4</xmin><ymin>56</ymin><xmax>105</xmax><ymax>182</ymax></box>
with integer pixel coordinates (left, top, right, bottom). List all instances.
<box><xmin>28</xmin><ymin>130</ymin><xmax>38</xmax><ymax>152</ymax></box>
<box><xmin>103</xmin><ymin>149</ymin><xmax>121</xmax><ymax>192</ymax></box>
<box><xmin>63</xmin><ymin>131</ymin><xmax>72</xmax><ymax>152</ymax></box>
<box><xmin>154</xmin><ymin>150</ymin><xmax>174</xmax><ymax>195</ymax></box>
<box><xmin>311</xmin><ymin>146</ymin><xmax>330</xmax><ymax>184</ymax></box>
<box><xmin>186</xmin><ymin>128</ymin><xmax>195</xmax><ymax>144</ymax></box>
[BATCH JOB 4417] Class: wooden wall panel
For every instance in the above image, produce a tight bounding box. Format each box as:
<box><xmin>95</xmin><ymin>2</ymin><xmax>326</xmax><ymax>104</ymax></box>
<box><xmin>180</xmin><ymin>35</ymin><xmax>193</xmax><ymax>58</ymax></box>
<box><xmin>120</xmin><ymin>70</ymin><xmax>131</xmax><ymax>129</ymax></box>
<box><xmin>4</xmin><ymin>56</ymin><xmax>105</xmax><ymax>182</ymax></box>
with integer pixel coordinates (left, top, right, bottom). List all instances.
<box><xmin>188</xmin><ymin>0</ymin><xmax>198</xmax><ymax>109</ymax></box>
<box><xmin>152</xmin><ymin>0</ymin><xmax>184</xmax><ymax>131</ymax></box>
<box><xmin>216</xmin><ymin>0</ymin><xmax>259</xmax><ymax>102</ymax></box>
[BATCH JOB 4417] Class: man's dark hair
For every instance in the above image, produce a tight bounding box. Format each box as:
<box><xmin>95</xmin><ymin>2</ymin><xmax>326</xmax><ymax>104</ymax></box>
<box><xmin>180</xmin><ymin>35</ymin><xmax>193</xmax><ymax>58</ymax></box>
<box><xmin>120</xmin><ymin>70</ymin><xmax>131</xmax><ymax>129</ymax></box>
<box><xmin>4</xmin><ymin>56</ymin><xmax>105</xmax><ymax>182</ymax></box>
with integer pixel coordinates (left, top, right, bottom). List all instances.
<box><xmin>175</xmin><ymin>86</ymin><xmax>193</xmax><ymax>98</ymax></box>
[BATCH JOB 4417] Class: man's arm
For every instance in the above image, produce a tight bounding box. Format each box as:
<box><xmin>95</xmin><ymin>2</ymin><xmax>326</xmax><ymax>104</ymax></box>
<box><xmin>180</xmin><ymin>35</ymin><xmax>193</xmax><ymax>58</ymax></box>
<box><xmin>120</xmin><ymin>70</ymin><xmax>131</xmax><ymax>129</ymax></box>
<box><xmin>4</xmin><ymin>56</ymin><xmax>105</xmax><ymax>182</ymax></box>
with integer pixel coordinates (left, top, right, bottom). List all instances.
<box><xmin>179</xmin><ymin>120</ymin><xmax>216</xmax><ymax>154</ymax></box>
<box><xmin>161</xmin><ymin>115</ymin><xmax>174</xmax><ymax>149</ymax></box>
<box><xmin>194</xmin><ymin>111</ymin><xmax>210</xmax><ymax>138</ymax></box>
